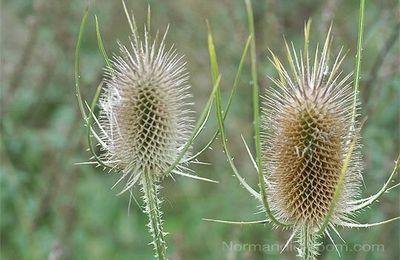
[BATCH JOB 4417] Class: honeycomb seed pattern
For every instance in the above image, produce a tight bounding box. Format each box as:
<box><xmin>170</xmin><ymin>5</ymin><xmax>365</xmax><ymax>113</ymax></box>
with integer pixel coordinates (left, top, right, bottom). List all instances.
<box><xmin>271</xmin><ymin>104</ymin><xmax>344</xmax><ymax>225</ymax></box>
<box><xmin>263</xmin><ymin>26</ymin><xmax>362</xmax><ymax>227</ymax></box>
<box><xmin>121</xmin><ymin>86</ymin><xmax>174</xmax><ymax>171</ymax></box>
<box><xmin>98</xmin><ymin>29</ymin><xmax>193</xmax><ymax>182</ymax></box>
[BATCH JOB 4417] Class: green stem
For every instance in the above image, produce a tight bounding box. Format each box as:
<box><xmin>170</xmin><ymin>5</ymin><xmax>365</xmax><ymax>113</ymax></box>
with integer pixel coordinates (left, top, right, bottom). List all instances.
<box><xmin>142</xmin><ymin>171</ymin><xmax>168</xmax><ymax>260</ymax></box>
<box><xmin>319</xmin><ymin>0</ymin><xmax>366</xmax><ymax>234</ymax></box>
<box><xmin>244</xmin><ymin>0</ymin><xmax>284</xmax><ymax>226</ymax></box>
<box><xmin>299</xmin><ymin>225</ymin><xmax>319</xmax><ymax>260</ymax></box>
<box><xmin>74</xmin><ymin>8</ymin><xmax>89</xmax><ymax>120</ymax></box>
<box><xmin>351</xmin><ymin>0</ymin><xmax>365</xmax><ymax>127</ymax></box>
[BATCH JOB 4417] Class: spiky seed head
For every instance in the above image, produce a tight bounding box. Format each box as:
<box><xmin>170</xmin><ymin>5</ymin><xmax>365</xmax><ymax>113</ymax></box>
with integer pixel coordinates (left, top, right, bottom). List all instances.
<box><xmin>98</xmin><ymin>28</ymin><xmax>193</xmax><ymax>190</ymax></box>
<box><xmin>262</xmin><ymin>22</ymin><xmax>362</xmax><ymax>228</ymax></box>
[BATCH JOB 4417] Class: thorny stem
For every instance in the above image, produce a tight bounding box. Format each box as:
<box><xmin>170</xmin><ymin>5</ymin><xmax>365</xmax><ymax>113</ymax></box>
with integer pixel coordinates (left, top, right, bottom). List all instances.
<box><xmin>141</xmin><ymin>171</ymin><xmax>168</xmax><ymax>260</ymax></box>
<box><xmin>299</xmin><ymin>225</ymin><xmax>319</xmax><ymax>260</ymax></box>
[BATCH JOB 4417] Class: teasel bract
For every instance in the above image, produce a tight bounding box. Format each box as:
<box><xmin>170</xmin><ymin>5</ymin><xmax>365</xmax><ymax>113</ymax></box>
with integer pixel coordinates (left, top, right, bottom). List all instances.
<box><xmin>209</xmin><ymin>1</ymin><xmax>399</xmax><ymax>258</ymax></box>
<box><xmin>75</xmin><ymin>2</ymin><xmax>220</xmax><ymax>259</ymax></box>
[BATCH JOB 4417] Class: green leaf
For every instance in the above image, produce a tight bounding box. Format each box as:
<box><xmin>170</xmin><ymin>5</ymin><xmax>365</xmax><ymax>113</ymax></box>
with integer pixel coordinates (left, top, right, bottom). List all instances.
<box><xmin>74</xmin><ymin>8</ymin><xmax>89</xmax><ymax>120</ymax></box>
<box><xmin>245</xmin><ymin>0</ymin><xmax>285</xmax><ymax>226</ymax></box>
<box><xmin>185</xmin><ymin>33</ymin><xmax>252</xmax><ymax>162</ymax></box>
<box><xmin>95</xmin><ymin>15</ymin><xmax>112</xmax><ymax>70</ymax></box>
<box><xmin>206</xmin><ymin>20</ymin><xmax>261</xmax><ymax>200</ymax></box>
<box><xmin>162</xmin><ymin>75</ymin><xmax>222</xmax><ymax>177</ymax></box>
<box><xmin>351</xmin><ymin>0</ymin><xmax>365</xmax><ymax>127</ymax></box>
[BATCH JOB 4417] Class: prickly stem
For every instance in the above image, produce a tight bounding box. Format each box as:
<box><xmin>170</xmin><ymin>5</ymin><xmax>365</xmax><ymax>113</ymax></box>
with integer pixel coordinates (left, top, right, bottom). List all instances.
<box><xmin>141</xmin><ymin>171</ymin><xmax>168</xmax><ymax>260</ymax></box>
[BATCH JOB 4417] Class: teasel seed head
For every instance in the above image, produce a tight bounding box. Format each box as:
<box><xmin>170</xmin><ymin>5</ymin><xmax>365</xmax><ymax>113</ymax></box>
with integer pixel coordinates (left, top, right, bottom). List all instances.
<box><xmin>262</xmin><ymin>22</ymin><xmax>363</xmax><ymax>229</ymax></box>
<box><xmin>98</xmin><ymin>27</ymin><xmax>193</xmax><ymax>191</ymax></box>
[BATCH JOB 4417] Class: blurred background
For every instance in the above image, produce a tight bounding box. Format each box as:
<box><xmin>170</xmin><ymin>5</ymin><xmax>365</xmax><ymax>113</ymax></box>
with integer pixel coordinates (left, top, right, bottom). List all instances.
<box><xmin>1</xmin><ymin>0</ymin><xmax>399</xmax><ymax>259</ymax></box>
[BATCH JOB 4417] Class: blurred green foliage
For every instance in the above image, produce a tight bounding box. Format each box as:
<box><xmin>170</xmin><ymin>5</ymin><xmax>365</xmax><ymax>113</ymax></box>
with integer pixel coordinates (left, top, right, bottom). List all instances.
<box><xmin>1</xmin><ymin>0</ymin><xmax>399</xmax><ymax>259</ymax></box>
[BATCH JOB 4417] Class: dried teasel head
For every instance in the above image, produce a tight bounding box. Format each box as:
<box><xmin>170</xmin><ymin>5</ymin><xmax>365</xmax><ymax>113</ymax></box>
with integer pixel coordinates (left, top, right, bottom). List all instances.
<box><xmin>262</xmin><ymin>22</ymin><xmax>363</xmax><ymax>231</ymax></box>
<box><xmin>97</xmin><ymin>26</ymin><xmax>194</xmax><ymax>193</ymax></box>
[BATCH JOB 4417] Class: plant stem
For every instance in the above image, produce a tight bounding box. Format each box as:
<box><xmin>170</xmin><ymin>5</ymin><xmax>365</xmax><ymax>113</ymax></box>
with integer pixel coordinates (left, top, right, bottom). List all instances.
<box><xmin>142</xmin><ymin>171</ymin><xmax>168</xmax><ymax>260</ymax></box>
<box><xmin>299</xmin><ymin>225</ymin><xmax>319</xmax><ymax>260</ymax></box>
<box><xmin>351</xmin><ymin>0</ymin><xmax>365</xmax><ymax>127</ymax></box>
<box><xmin>244</xmin><ymin>0</ymin><xmax>284</xmax><ymax>226</ymax></box>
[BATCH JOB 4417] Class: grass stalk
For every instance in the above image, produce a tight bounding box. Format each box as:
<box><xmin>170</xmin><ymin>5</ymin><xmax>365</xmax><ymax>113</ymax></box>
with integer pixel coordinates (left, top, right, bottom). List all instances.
<box><xmin>351</xmin><ymin>0</ymin><xmax>365</xmax><ymax>127</ymax></box>
<box><xmin>244</xmin><ymin>0</ymin><xmax>284</xmax><ymax>226</ymax></box>
<box><xmin>319</xmin><ymin>0</ymin><xmax>366</xmax><ymax>235</ymax></box>
<box><xmin>74</xmin><ymin>8</ymin><xmax>89</xmax><ymax>120</ymax></box>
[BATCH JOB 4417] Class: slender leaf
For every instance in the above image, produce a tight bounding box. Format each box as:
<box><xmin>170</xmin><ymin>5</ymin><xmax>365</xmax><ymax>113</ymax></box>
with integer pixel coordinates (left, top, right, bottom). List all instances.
<box><xmin>163</xmin><ymin>76</ymin><xmax>222</xmax><ymax>177</ymax></box>
<box><xmin>74</xmin><ymin>8</ymin><xmax>89</xmax><ymax>120</ymax></box>
<box><xmin>186</xmin><ymin>35</ymin><xmax>252</xmax><ymax>162</ymax></box>
<box><xmin>245</xmin><ymin>0</ymin><xmax>284</xmax><ymax>226</ymax></box>
<box><xmin>351</xmin><ymin>0</ymin><xmax>365</xmax><ymax>127</ymax></box>
<box><xmin>95</xmin><ymin>15</ymin><xmax>112</xmax><ymax>69</ymax></box>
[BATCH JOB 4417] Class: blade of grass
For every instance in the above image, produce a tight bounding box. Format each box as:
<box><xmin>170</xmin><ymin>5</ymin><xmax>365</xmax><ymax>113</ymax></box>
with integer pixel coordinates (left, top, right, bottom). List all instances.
<box><xmin>185</xmin><ymin>29</ymin><xmax>252</xmax><ymax>162</ymax></box>
<box><xmin>74</xmin><ymin>11</ymin><xmax>112</xmax><ymax>169</ymax></box>
<box><xmin>214</xmin><ymin>73</ymin><xmax>260</xmax><ymax>199</ymax></box>
<box><xmin>162</xmin><ymin>76</ymin><xmax>222</xmax><ymax>177</ymax></box>
<box><xmin>74</xmin><ymin>8</ymin><xmax>89</xmax><ymax>120</ymax></box>
<box><xmin>91</xmin><ymin>15</ymin><xmax>115</xmax><ymax>168</ymax></box>
<box><xmin>206</xmin><ymin>22</ymin><xmax>260</xmax><ymax>199</ymax></box>
<box><xmin>206</xmin><ymin>20</ymin><xmax>222</xmax><ymax>125</ymax></box>
<box><xmin>351</xmin><ymin>0</ymin><xmax>365</xmax><ymax>128</ymax></box>
<box><xmin>206</xmin><ymin>20</ymin><xmax>220</xmax><ymax>83</ymax></box>
<box><xmin>95</xmin><ymin>15</ymin><xmax>112</xmax><ymax>70</ymax></box>
<box><xmin>245</xmin><ymin>0</ymin><xmax>284</xmax><ymax>226</ymax></box>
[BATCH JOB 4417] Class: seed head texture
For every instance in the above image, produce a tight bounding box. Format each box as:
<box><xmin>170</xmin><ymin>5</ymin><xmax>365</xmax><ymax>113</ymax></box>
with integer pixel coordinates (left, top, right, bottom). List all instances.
<box><xmin>98</xmin><ymin>30</ymin><xmax>193</xmax><ymax>190</ymax></box>
<box><xmin>262</xmin><ymin>25</ymin><xmax>362</xmax><ymax>228</ymax></box>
